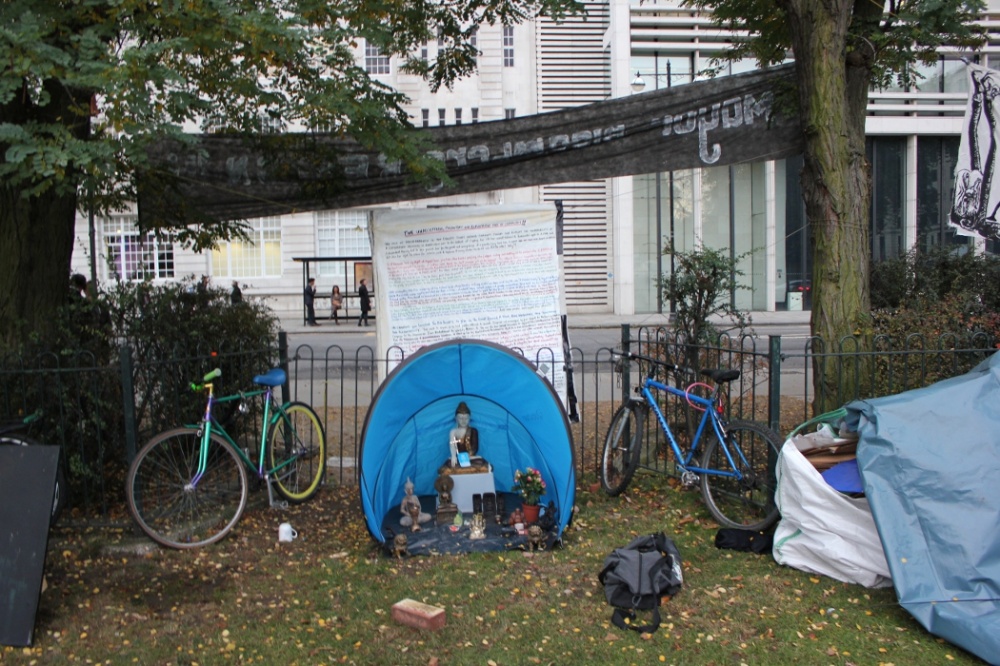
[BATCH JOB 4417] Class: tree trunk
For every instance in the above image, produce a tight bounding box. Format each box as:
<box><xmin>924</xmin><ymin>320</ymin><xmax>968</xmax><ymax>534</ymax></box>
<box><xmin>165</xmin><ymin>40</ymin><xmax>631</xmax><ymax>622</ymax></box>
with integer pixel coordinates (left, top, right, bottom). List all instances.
<box><xmin>780</xmin><ymin>0</ymin><xmax>873</xmax><ymax>412</ymax></box>
<box><xmin>0</xmin><ymin>78</ymin><xmax>88</xmax><ymax>347</ymax></box>
<box><xmin>0</xmin><ymin>188</ymin><xmax>79</xmax><ymax>347</ymax></box>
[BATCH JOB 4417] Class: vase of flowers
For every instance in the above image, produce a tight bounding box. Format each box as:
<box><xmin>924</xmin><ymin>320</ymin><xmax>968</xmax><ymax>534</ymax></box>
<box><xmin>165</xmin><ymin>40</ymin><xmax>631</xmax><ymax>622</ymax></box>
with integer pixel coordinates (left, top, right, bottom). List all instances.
<box><xmin>513</xmin><ymin>467</ymin><xmax>545</xmax><ymax>523</ymax></box>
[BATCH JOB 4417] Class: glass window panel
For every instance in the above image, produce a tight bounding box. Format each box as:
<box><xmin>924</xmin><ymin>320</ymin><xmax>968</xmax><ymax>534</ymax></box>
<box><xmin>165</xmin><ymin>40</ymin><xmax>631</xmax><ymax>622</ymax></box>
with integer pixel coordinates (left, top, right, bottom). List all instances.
<box><xmin>869</xmin><ymin>138</ymin><xmax>906</xmax><ymax>261</ymax></box>
<box><xmin>211</xmin><ymin>217</ymin><xmax>282</xmax><ymax>278</ymax></box>
<box><xmin>101</xmin><ymin>215</ymin><xmax>175</xmax><ymax>281</ymax></box>
<box><xmin>916</xmin><ymin>136</ymin><xmax>973</xmax><ymax>251</ymax></box>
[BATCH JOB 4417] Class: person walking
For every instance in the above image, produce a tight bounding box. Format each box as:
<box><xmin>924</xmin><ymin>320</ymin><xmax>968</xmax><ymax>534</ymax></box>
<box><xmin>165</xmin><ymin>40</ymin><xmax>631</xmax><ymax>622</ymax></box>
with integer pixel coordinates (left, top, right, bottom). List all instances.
<box><xmin>330</xmin><ymin>285</ymin><xmax>343</xmax><ymax>324</ymax></box>
<box><xmin>358</xmin><ymin>278</ymin><xmax>371</xmax><ymax>327</ymax></box>
<box><xmin>304</xmin><ymin>277</ymin><xmax>319</xmax><ymax>326</ymax></box>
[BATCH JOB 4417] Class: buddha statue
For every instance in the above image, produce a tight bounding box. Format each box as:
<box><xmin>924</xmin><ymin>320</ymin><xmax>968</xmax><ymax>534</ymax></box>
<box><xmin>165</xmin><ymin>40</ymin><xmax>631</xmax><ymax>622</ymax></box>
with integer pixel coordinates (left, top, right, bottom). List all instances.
<box><xmin>399</xmin><ymin>478</ymin><xmax>431</xmax><ymax>528</ymax></box>
<box><xmin>447</xmin><ymin>402</ymin><xmax>485</xmax><ymax>468</ymax></box>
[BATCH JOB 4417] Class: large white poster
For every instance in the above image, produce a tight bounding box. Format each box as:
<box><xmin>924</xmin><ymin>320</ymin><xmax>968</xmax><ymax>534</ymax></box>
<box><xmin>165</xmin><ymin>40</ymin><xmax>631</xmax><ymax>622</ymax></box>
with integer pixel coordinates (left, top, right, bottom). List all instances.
<box><xmin>372</xmin><ymin>204</ymin><xmax>565</xmax><ymax>396</ymax></box>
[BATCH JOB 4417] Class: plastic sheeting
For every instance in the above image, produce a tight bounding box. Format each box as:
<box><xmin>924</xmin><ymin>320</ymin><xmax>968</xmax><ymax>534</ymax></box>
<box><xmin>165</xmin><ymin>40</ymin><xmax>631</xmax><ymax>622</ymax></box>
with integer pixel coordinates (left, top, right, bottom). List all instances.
<box><xmin>772</xmin><ymin>441</ymin><xmax>892</xmax><ymax>588</ymax></box>
<box><xmin>358</xmin><ymin>339</ymin><xmax>576</xmax><ymax>545</ymax></box>
<box><xmin>846</xmin><ymin>351</ymin><xmax>1000</xmax><ymax>665</ymax></box>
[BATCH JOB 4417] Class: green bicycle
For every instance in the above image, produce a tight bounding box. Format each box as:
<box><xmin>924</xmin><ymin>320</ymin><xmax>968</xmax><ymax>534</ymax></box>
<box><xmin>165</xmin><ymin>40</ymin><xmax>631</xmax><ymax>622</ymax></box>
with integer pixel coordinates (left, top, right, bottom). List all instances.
<box><xmin>126</xmin><ymin>367</ymin><xmax>326</xmax><ymax>549</ymax></box>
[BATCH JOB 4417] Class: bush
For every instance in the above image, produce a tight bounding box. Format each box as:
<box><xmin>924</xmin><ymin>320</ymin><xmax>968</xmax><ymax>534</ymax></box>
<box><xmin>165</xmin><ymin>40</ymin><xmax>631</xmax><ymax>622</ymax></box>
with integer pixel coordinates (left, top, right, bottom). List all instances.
<box><xmin>863</xmin><ymin>248</ymin><xmax>1000</xmax><ymax>400</ymax></box>
<box><xmin>870</xmin><ymin>246</ymin><xmax>1000</xmax><ymax>311</ymax></box>
<box><xmin>0</xmin><ymin>276</ymin><xmax>279</xmax><ymax>508</ymax></box>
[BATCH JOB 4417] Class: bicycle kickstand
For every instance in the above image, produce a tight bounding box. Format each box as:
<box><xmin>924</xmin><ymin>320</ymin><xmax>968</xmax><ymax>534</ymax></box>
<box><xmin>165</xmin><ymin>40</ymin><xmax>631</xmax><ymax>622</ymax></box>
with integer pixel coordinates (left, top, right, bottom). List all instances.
<box><xmin>265</xmin><ymin>476</ymin><xmax>289</xmax><ymax>510</ymax></box>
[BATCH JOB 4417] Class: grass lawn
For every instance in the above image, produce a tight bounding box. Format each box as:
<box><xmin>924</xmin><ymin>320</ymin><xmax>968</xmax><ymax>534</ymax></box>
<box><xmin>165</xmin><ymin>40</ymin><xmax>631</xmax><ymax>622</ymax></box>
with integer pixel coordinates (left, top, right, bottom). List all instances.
<box><xmin>3</xmin><ymin>471</ymin><xmax>984</xmax><ymax>665</ymax></box>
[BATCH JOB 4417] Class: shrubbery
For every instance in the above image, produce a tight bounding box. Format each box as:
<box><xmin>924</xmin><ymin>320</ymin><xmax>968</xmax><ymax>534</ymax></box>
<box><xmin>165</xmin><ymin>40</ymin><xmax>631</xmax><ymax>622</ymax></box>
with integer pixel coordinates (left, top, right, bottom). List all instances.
<box><xmin>862</xmin><ymin>248</ymin><xmax>1000</xmax><ymax>399</ymax></box>
<box><xmin>2</xmin><ymin>277</ymin><xmax>279</xmax><ymax>507</ymax></box>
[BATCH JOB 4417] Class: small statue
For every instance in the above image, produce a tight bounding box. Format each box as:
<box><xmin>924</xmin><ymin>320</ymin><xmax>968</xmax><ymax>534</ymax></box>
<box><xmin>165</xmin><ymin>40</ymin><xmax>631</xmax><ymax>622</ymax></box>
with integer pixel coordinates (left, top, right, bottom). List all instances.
<box><xmin>392</xmin><ymin>533</ymin><xmax>409</xmax><ymax>559</ymax></box>
<box><xmin>537</xmin><ymin>501</ymin><xmax>558</xmax><ymax>531</ymax></box>
<box><xmin>399</xmin><ymin>478</ymin><xmax>431</xmax><ymax>528</ymax></box>
<box><xmin>509</xmin><ymin>507</ymin><xmax>524</xmax><ymax>527</ymax></box>
<box><xmin>434</xmin><ymin>474</ymin><xmax>459</xmax><ymax>526</ymax></box>
<box><xmin>526</xmin><ymin>524</ymin><xmax>546</xmax><ymax>552</ymax></box>
<box><xmin>469</xmin><ymin>513</ymin><xmax>486</xmax><ymax>539</ymax></box>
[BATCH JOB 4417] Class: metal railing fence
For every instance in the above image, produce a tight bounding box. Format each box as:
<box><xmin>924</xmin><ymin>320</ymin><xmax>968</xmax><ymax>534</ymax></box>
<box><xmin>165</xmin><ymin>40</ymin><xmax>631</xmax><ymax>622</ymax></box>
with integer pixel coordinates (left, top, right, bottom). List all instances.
<box><xmin>1</xmin><ymin>326</ymin><xmax>994</xmax><ymax>522</ymax></box>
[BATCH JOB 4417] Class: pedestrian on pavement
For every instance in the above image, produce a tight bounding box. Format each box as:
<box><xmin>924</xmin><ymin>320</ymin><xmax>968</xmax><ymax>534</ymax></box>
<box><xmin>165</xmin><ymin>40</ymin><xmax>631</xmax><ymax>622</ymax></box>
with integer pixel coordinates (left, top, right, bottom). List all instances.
<box><xmin>230</xmin><ymin>280</ymin><xmax>243</xmax><ymax>305</ymax></box>
<box><xmin>304</xmin><ymin>278</ymin><xmax>319</xmax><ymax>326</ymax></box>
<box><xmin>358</xmin><ymin>278</ymin><xmax>371</xmax><ymax>327</ymax></box>
<box><xmin>330</xmin><ymin>285</ymin><xmax>343</xmax><ymax>325</ymax></box>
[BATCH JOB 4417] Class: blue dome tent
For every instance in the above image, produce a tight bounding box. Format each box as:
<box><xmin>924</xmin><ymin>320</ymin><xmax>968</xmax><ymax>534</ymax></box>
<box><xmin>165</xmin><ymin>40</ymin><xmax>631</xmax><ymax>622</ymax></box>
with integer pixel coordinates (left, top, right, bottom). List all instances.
<box><xmin>358</xmin><ymin>339</ymin><xmax>575</xmax><ymax>549</ymax></box>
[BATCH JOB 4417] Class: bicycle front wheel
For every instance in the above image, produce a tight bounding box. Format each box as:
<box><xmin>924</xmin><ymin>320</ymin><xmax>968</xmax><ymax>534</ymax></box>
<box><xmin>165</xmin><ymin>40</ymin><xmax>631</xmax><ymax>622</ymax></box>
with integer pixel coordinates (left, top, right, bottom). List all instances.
<box><xmin>269</xmin><ymin>402</ymin><xmax>326</xmax><ymax>503</ymax></box>
<box><xmin>126</xmin><ymin>428</ymin><xmax>248</xmax><ymax>549</ymax></box>
<box><xmin>599</xmin><ymin>401</ymin><xmax>646</xmax><ymax>496</ymax></box>
<box><xmin>700</xmin><ymin>419</ymin><xmax>781</xmax><ymax>531</ymax></box>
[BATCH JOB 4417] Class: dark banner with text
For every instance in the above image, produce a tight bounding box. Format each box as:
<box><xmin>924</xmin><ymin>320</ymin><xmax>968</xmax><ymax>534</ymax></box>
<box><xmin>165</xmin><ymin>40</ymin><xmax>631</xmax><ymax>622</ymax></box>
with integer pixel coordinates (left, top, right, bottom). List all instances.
<box><xmin>139</xmin><ymin>65</ymin><xmax>801</xmax><ymax>224</ymax></box>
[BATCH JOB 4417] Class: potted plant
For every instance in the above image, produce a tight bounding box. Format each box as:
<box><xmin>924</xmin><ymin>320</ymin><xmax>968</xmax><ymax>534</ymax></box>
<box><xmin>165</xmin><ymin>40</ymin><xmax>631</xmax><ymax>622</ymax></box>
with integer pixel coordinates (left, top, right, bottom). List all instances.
<box><xmin>513</xmin><ymin>467</ymin><xmax>546</xmax><ymax>523</ymax></box>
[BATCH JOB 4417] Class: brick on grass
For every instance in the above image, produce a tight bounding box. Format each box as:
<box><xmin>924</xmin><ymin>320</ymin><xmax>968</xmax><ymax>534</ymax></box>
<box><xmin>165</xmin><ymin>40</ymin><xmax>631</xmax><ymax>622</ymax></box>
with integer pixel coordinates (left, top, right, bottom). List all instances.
<box><xmin>391</xmin><ymin>598</ymin><xmax>446</xmax><ymax>631</ymax></box>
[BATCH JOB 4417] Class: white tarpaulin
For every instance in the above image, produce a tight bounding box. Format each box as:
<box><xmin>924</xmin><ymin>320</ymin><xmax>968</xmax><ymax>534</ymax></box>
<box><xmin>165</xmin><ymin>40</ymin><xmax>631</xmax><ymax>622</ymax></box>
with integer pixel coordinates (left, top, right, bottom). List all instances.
<box><xmin>371</xmin><ymin>204</ymin><xmax>566</xmax><ymax>398</ymax></box>
<box><xmin>772</xmin><ymin>441</ymin><xmax>892</xmax><ymax>588</ymax></box>
<box><xmin>951</xmin><ymin>62</ymin><xmax>1000</xmax><ymax>241</ymax></box>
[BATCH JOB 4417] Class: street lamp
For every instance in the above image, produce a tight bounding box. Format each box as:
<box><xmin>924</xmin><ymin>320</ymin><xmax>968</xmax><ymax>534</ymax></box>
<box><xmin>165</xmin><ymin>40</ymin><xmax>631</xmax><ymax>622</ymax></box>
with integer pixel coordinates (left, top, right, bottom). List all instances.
<box><xmin>630</xmin><ymin>72</ymin><xmax>645</xmax><ymax>93</ymax></box>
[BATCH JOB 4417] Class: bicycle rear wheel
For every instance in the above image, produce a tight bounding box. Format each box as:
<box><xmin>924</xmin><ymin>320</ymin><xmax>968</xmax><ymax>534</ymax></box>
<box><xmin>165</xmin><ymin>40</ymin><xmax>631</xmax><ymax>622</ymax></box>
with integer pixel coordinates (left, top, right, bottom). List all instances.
<box><xmin>269</xmin><ymin>402</ymin><xmax>326</xmax><ymax>503</ymax></box>
<box><xmin>599</xmin><ymin>401</ymin><xmax>646</xmax><ymax>496</ymax></box>
<box><xmin>126</xmin><ymin>428</ymin><xmax>248</xmax><ymax>549</ymax></box>
<box><xmin>700</xmin><ymin>419</ymin><xmax>781</xmax><ymax>531</ymax></box>
<box><xmin>0</xmin><ymin>434</ymin><xmax>67</xmax><ymax>525</ymax></box>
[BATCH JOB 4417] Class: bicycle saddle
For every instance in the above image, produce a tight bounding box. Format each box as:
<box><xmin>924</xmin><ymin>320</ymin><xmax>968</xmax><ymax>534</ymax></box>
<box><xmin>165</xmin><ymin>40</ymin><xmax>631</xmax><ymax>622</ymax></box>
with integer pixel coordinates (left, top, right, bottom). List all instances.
<box><xmin>253</xmin><ymin>368</ymin><xmax>287</xmax><ymax>387</ymax></box>
<box><xmin>701</xmin><ymin>368</ymin><xmax>740</xmax><ymax>383</ymax></box>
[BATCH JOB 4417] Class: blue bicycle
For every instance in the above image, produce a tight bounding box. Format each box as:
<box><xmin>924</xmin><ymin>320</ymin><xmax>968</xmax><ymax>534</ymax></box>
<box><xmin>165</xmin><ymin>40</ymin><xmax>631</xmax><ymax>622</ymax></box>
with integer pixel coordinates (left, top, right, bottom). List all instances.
<box><xmin>600</xmin><ymin>351</ymin><xmax>781</xmax><ymax>531</ymax></box>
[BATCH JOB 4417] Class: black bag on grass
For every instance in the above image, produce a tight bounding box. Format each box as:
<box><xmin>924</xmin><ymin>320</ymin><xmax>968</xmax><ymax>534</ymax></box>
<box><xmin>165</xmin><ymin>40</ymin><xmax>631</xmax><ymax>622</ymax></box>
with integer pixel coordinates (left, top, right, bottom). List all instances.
<box><xmin>714</xmin><ymin>528</ymin><xmax>774</xmax><ymax>554</ymax></box>
<box><xmin>598</xmin><ymin>532</ymin><xmax>683</xmax><ymax>633</ymax></box>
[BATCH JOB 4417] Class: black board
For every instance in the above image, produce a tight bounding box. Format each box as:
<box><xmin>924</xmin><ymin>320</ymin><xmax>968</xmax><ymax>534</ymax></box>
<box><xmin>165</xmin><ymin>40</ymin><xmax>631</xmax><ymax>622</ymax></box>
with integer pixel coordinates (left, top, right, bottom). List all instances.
<box><xmin>0</xmin><ymin>445</ymin><xmax>59</xmax><ymax>647</ymax></box>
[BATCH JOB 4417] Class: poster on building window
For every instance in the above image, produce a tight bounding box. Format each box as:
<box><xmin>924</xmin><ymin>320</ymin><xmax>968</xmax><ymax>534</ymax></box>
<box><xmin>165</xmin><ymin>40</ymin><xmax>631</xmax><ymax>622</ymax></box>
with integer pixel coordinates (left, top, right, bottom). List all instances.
<box><xmin>952</xmin><ymin>62</ymin><xmax>1000</xmax><ymax>241</ymax></box>
<box><xmin>371</xmin><ymin>204</ymin><xmax>566</xmax><ymax>398</ymax></box>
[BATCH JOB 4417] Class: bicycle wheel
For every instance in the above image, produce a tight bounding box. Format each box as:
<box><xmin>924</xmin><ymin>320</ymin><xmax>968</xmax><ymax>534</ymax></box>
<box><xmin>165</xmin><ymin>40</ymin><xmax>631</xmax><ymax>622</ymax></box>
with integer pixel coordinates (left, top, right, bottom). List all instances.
<box><xmin>269</xmin><ymin>402</ymin><xmax>326</xmax><ymax>503</ymax></box>
<box><xmin>0</xmin><ymin>434</ymin><xmax>67</xmax><ymax>525</ymax></box>
<box><xmin>126</xmin><ymin>428</ymin><xmax>248</xmax><ymax>549</ymax></box>
<box><xmin>699</xmin><ymin>419</ymin><xmax>781</xmax><ymax>531</ymax></box>
<box><xmin>599</xmin><ymin>401</ymin><xmax>646</xmax><ymax>496</ymax></box>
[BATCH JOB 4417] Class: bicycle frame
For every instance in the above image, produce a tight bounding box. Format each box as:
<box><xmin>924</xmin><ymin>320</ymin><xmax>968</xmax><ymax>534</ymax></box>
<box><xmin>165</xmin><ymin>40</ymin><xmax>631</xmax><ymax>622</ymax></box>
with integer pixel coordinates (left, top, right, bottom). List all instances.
<box><xmin>638</xmin><ymin>375</ymin><xmax>752</xmax><ymax>482</ymax></box>
<box><xmin>188</xmin><ymin>382</ymin><xmax>299</xmax><ymax>488</ymax></box>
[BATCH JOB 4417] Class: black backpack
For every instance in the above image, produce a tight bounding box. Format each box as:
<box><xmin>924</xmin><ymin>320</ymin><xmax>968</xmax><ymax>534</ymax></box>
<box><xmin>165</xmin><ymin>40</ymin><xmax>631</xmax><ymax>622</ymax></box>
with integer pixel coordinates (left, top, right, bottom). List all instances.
<box><xmin>598</xmin><ymin>532</ymin><xmax>683</xmax><ymax>633</ymax></box>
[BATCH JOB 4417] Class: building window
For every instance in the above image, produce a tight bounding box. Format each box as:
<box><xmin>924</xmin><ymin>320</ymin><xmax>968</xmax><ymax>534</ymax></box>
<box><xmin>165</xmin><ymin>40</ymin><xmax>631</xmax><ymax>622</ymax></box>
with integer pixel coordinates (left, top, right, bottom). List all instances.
<box><xmin>504</xmin><ymin>108</ymin><xmax>516</xmax><ymax>120</ymax></box>
<box><xmin>438</xmin><ymin>108</ymin><xmax>446</xmax><ymax>126</ymax></box>
<box><xmin>102</xmin><ymin>215</ymin><xmax>175</xmax><ymax>281</ymax></box>
<box><xmin>470</xmin><ymin>28</ymin><xmax>478</xmax><ymax>49</ymax></box>
<box><xmin>916</xmin><ymin>136</ymin><xmax>969</xmax><ymax>251</ymax></box>
<box><xmin>472</xmin><ymin>108</ymin><xmax>479</xmax><ymax>124</ymax></box>
<box><xmin>420</xmin><ymin>42</ymin><xmax>428</xmax><ymax>60</ymax></box>
<box><xmin>503</xmin><ymin>26</ymin><xmax>514</xmax><ymax>67</ymax></box>
<box><xmin>365</xmin><ymin>42</ymin><xmax>390</xmax><ymax>75</ymax></box>
<box><xmin>455</xmin><ymin>108</ymin><xmax>462</xmax><ymax>125</ymax></box>
<box><xmin>316</xmin><ymin>211</ymin><xmax>372</xmax><ymax>282</ymax></box>
<box><xmin>259</xmin><ymin>114</ymin><xmax>282</xmax><ymax>134</ymax></box>
<box><xmin>421</xmin><ymin>109</ymin><xmax>429</xmax><ymax>128</ymax></box>
<box><xmin>868</xmin><ymin>137</ymin><xmax>906</xmax><ymax>262</ymax></box>
<box><xmin>211</xmin><ymin>217</ymin><xmax>282</xmax><ymax>278</ymax></box>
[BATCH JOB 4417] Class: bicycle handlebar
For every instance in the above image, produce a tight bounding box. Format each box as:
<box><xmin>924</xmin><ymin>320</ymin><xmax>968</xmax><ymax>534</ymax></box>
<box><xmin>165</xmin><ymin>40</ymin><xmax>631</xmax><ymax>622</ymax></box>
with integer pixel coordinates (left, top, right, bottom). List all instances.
<box><xmin>614</xmin><ymin>351</ymin><xmax>696</xmax><ymax>377</ymax></box>
<box><xmin>190</xmin><ymin>368</ymin><xmax>222</xmax><ymax>391</ymax></box>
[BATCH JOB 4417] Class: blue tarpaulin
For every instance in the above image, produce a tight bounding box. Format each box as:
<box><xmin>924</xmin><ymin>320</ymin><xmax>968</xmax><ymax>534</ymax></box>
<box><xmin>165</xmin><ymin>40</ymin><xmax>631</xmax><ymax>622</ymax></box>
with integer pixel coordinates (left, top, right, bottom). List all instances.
<box><xmin>358</xmin><ymin>339</ymin><xmax>576</xmax><ymax>545</ymax></box>
<box><xmin>846</xmin><ymin>351</ymin><xmax>1000</xmax><ymax>665</ymax></box>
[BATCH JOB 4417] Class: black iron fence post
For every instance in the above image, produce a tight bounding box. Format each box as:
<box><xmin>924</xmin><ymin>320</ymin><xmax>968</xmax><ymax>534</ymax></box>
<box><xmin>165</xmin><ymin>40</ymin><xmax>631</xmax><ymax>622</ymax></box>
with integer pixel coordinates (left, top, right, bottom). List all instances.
<box><xmin>278</xmin><ymin>330</ymin><xmax>290</xmax><ymax>405</ymax></box>
<box><xmin>120</xmin><ymin>345</ymin><xmax>138</xmax><ymax>463</ymax></box>
<box><xmin>621</xmin><ymin>324</ymin><xmax>631</xmax><ymax>404</ymax></box>
<box><xmin>768</xmin><ymin>335</ymin><xmax>782</xmax><ymax>435</ymax></box>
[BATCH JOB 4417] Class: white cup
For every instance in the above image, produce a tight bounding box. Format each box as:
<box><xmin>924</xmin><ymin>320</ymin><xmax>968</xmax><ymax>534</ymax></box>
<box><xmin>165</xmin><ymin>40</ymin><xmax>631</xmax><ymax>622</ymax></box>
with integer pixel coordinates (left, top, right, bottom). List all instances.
<box><xmin>278</xmin><ymin>522</ymin><xmax>298</xmax><ymax>542</ymax></box>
